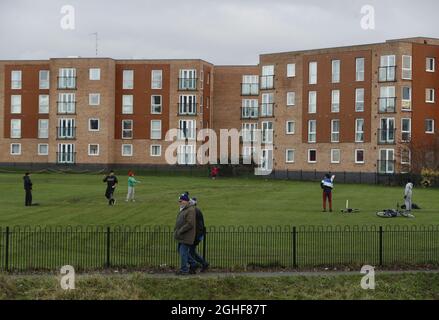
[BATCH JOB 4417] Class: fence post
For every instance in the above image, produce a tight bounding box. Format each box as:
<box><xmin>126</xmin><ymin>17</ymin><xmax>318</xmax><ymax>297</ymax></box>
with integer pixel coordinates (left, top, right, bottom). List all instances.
<box><xmin>106</xmin><ymin>226</ymin><xmax>111</xmax><ymax>268</ymax></box>
<box><xmin>292</xmin><ymin>226</ymin><xmax>297</xmax><ymax>268</ymax></box>
<box><xmin>202</xmin><ymin>230</ymin><xmax>207</xmax><ymax>261</ymax></box>
<box><xmin>5</xmin><ymin>226</ymin><xmax>10</xmax><ymax>272</ymax></box>
<box><xmin>379</xmin><ymin>226</ymin><xmax>383</xmax><ymax>266</ymax></box>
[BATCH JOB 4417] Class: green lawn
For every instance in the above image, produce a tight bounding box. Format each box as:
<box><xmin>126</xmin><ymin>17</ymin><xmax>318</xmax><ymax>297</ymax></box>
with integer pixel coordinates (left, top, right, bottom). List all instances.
<box><xmin>0</xmin><ymin>173</ymin><xmax>438</xmax><ymax>226</ymax></box>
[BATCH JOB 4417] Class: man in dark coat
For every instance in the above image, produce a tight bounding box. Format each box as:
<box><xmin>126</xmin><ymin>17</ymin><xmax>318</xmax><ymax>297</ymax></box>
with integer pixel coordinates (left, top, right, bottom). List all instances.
<box><xmin>189</xmin><ymin>197</ymin><xmax>209</xmax><ymax>273</ymax></box>
<box><xmin>23</xmin><ymin>172</ymin><xmax>33</xmax><ymax>206</ymax></box>
<box><xmin>103</xmin><ymin>170</ymin><xmax>118</xmax><ymax>206</ymax></box>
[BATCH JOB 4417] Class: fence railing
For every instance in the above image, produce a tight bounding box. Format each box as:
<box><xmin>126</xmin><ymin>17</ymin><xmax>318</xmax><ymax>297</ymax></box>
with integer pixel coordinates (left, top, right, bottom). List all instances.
<box><xmin>1</xmin><ymin>225</ymin><xmax>439</xmax><ymax>272</ymax></box>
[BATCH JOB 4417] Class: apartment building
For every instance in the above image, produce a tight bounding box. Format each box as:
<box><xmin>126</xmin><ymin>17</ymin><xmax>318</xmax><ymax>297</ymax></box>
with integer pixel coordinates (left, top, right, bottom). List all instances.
<box><xmin>1</xmin><ymin>37</ymin><xmax>438</xmax><ymax>174</ymax></box>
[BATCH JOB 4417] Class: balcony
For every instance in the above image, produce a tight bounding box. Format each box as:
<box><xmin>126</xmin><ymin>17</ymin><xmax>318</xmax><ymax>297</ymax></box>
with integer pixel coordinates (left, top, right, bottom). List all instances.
<box><xmin>57</xmin><ymin>77</ymin><xmax>77</xmax><ymax>89</ymax></box>
<box><xmin>178</xmin><ymin>103</ymin><xmax>198</xmax><ymax>116</ymax></box>
<box><xmin>378</xmin><ymin>66</ymin><xmax>397</xmax><ymax>82</ymax></box>
<box><xmin>57</xmin><ymin>102</ymin><xmax>76</xmax><ymax>114</ymax></box>
<box><xmin>241</xmin><ymin>83</ymin><xmax>259</xmax><ymax>96</ymax></box>
<box><xmin>57</xmin><ymin>127</ymin><xmax>76</xmax><ymax>140</ymax></box>
<box><xmin>178</xmin><ymin>78</ymin><xmax>197</xmax><ymax>91</ymax></box>
<box><xmin>241</xmin><ymin>107</ymin><xmax>259</xmax><ymax>119</ymax></box>
<box><xmin>56</xmin><ymin>152</ymin><xmax>76</xmax><ymax>164</ymax></box>
<box><xmin>377</xmin><ymin>129</ymin><xmax>396</xmax><ymax>145</ymax></box>
<box><xmin>377</xmin><ymin>160</ymin><xmax>396</xmax><ymax>174</ymax></box>
<box><xmin>378</xmin><ymin>97</ymin><xmax>397</xmax><ymax>113</ymax></box>
<box><xmin>260</xmin><ymin>75</ymin><xmax>274</xmax><ymax>90</ymax></box>
<box><xmin>260</xmin><ymin>103</ymin><xmax>274</xmax><ymax>118</ymax></box>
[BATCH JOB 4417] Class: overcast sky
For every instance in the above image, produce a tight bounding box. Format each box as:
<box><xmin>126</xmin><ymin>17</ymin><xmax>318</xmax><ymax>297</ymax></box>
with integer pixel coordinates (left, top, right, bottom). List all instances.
<box><xmin>0</xmin><ymin>0</ymin><xmax>438</xmax><ymax>65</ymax></box>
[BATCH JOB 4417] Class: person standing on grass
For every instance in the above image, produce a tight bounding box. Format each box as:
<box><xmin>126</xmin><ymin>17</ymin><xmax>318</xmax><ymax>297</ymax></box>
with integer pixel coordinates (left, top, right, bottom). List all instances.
<box><xmin>321</xmin><ymin>173</ymin><xmax>335</xmax><ymax>212</ymax></box>
<box><xmin>404</xmin><ymin>178</ymin><xmax>414</xmax><ymax>215</ymax></box>
<box><xmin>210</xmin><ymin>166</ymin><xmax>219</xmax><ymax>180</ymax></box>
<box><xmin>126</xmin><ymin>171</ymin><xmax>140</xmax><ymax>202</ymax></box>
<box><xmin>189</xmin><ymin>197</ymin><xmax>209</xmax><ymax>273</ymax></box>
<box><xmin>103</xmin><ymin>170</ymin><xmax>118</xmax><ymax>206</ymax></box>
<box><xmin>23</xmin><ymin>172</ymin><xmax>33</xmax><ymax>206</ymax></box>
<box><xmin>174</xmin><ymin>193</ymin><xmax>197</xmax><ymax>275</ymax></box>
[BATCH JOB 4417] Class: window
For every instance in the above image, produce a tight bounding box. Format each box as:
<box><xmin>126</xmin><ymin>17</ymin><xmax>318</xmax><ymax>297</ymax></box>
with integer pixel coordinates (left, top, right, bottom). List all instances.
<box><xmin>331</xmin><ymin>149</ymin><xmax>341</xmax><ymax>164</ymax></box>
<box><xmin>10</xmin><ymin>119</ymin><xmax>21</xmax><ymax>138</ymax></box>
<box><xmin>122</xmin><ymin>120</ymin><xmax>133</xmax><ymax>139</ymax></box>
<box><xmin>88</xmin><ymin>144</ymin><xmax>99</xmax><ymax>156</ymax></box>
<box><xmin>57</xmin><ymin>144</ymin><xmax>75</xmax><ymax>164</ymax></box>
<box><xmin>287</xmin><ymin>64</ymin><xmax>296</xmax><ymax>77</ymax></box>
<box><xmin>261</xmin><ymin>93</ymin><xmax>274</xmax><ymax>117</ymax></box>
<box><xmin>401</xmin><ymin>118</ymin><xmax>411</xmax><ymax>142</ymax></box>
<box><xmin>379</xmin><ymin>86</ymin><xmax>396</xmax><ymax>113</ymax></box>
<box><xmin>89</xmin><ymin>93</ymin><xmax>100</xmax><ymax>106</ymax></box>
<box><xmin>10</xmin><ymin>143</ymin><xmax>21</xmax><ymax>155</ymax></box>
<box><xmin>242</xmin><ymin>99</ymin><xmax>258</xmax><ymax>119</ymax></box>
<box><xmin>151</xmin><ymin>70</ymin><xmax>162</xmax><ymax>89</ymax></box>
<box><xmin>38</xmin><ymin>119</ymin><xmax>49</xmax><ymax>139</ymax></box>
<box><xmin>150</xmin><ymin>145</ymin><xmax>162</xmax><ymax>157</ymax></box>
<box><xmin>38</xmin><ymin>144</ymin><xmax>49</xmax><ymax>156</ymax></box>
<box><xmin>39</xmin><ymin>95</ymin><xmax>49</xmax><ymax>114</ymax></box>
<box><xmin>58</xmin><ymin>68</ymin><xmax>76</xmax><ymax>89</ymax></box>
<box><xmin>261</xmin><ymin>121</ymin><xmax>273</xmax><ymax>144</ymax></box>
<box><xmin>426</xmin><ymin>89</ymin><xmax>435</xmax><ymax>103</ymax></box>
<box><xmin>89</xmin><ymin>119</ymin><xmax>100</xmax><ymax>131</ymax></box>
<box><xmin>260</xmin><ymin>65</ymin><xmax>274</xmax><ymax>90</ymax></box>
<box><xmin>402</xmin><ymin>87</ymin><xmax>412</xmax><ymax>110</ymax></box>
<box><xmin>401</xmin><ymin>149</ymin><xmax>411</xmax><ymax>165</ymax></box>
<box><xmin>379</xmin><ymin>118</ymin><xmax>395</xmax><ymax>144</ymax></box>
<box><xmin>58</xmin><ymin>93</ymin><xmax>75</xmax><ymax>114</ymax></box>
<box><xmin>39</xmin><ymin>70</ymin><xmax>50</xmax><ymax>89</ymax></box>
<box><xmin>309</xmin><ymin>62</ymin><xmax>317</xmax><ymax>84</ymax></box>
<box><xmin>308</xmin><ymin>120</ymin><xmax>316</xmax><ymax>143</ymax></box>
<box><xmin>379</xmin><ymin>149</ymin><xmax>395</xmax><ymax>174</ymax></box>
<box><xmin>89</xmin><ymin>68</ymin><xmax>101</xmax><ymax>80</ymax></box>
<box><xmin>123</xmin><ymin>70</ymin><xmax>134</xmax><ymax>89</ymax></box>
<box><xmin>308</xmin><ymin>91</ymin><xmax>317</xmax><ymax>113</ymax></box>
<box><xmin>308</xmin><ymin>149</ymin><xmax>317</xmax><ymax>163</ymax></box>
<box><xmin>331</xmin><ymin>119</ymin><xmax>340</xmax><ymax>143</ymax></box>
<box><xmin>426</xmin><ymin>57</ymin><xmax>436</xmax><ymax>72</ymax></box>
<box><xmin>356</xmin><ymin>58</ymin><xmax>365</xmax><ymax>81</ymax></box>
<box><xmin>332</xmin><ymin>60</ymin><xmax>340</xmax><ymax>83</ymax></box>
<box><xmin>242</xmin><ymin>123</ymin><xmax>258</xmax><ymax>143</ymax></box>
<box><xmin>402</xmin><ymin>56</ymin><xmax>412</xmax><ymax>80</ymax></box>
<box><xmin>242</xmin><ymin>146</ymin><xmax>256</xmax><ymax>161</ymax></box>
<box><xmin>178</xmin><ymin>119</ymin><xmax>196</xmax><ymax>140</ymax></box>
<box><xmin>242</xmin><ymin>75</ymin><xmax>259</xmax><ymax>95</ymax></box>
<box><xmin>151</xmin><ymin>95</ymin><xmax>162</xmax><ymax>114</ymax></box>
<box><xmin>122</xmin><ymin>95</ymin><xmax>133</xmax><ymax>114</ymax></box>
<box><xmin>355</xmin><ymin>88</ymin><xmax>364</xmax><ymax>112</ymax></box>
<box><xmin>331</xmin><ymin>90</ymin><xmax>340</xmax><ymax>113</ymax></box>
<box><xmin>355</xmin><ymin>149</ymin><xmax>365</xmax><ymax>164</ymax></box>
<box><xmin>379</xmin><ymin>55</ymin><xmax>396</xmax><ymax>82</ymax></box>
<box><xmin>286</xmin><ymin>149</ymin><xmax>295</xmax><ymax>163</ymax></box>
<box><xmin>122</xmin><ymin>144</ymin><xmax>133</xmax><ymax>156</ymax></box>
<box><xmin>11</xmin><ymin>70</ymin><xmax>22</xmax><ymax>89</ymax></box>
<box><xmin>200</xmin><ymin>70</ymin><xmax>204</xmax><ymax>90</ymax></box>
<box><xmin>355</xmin><ymin>119</ymin><xmax>364</xmax><ymax>143</ymax></box>
<box><xmin>287</xmin><ymin>92</ymin><xmax>295</xmax><ymax>106</ymax></box>
<box><xmin>425</xmin><ymin>119</ymin><xmax>435</xmax><ymax>134</ymax></box>
<box><xmin>11</xmin><ymin>95</ymin><xmax>21</xmax><ymax>114</ymax></box>
<box><xmin>286</xmin><ymin>121</ymin><xmax>295</xmax><ymax>135</ymax></box>
<box><xmin>177</xmin><ymin>144</ymin><xmax>196</xmax><ymax>165</ymax></box>
<box><xmin>179</xmin><ymin>95</ymin><xmax>197</xmax><ymax>115</ymax></box>
<box><xmin>58</xmin><ymin>119</ymin><xmax>75</xmax><ymax>139</ymax></box>
<box><xmin>179</xmin><ymin>69</ymin><xmax>197</xmax><ymax>90</ymax></box>
<box><xmin>151</xmin><ymin>120</ymin><xmax>161</xmax><ymax>140</ymax></box>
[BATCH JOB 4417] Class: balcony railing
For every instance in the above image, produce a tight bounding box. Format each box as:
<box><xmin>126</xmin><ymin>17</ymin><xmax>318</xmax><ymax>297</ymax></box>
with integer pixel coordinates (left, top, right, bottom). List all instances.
<box><xmin>260</xmin><ymin>76</ymin><xmax>274</xmax><ymax>90</ymax></box>
<box><xmin>57</xmin><ymin>127</ymin><xmax>76</xmax><ymax>140</ymax></box>
<box><xmin>56</xmin><ymin>152</ymin><xmax>76</xmax><ymax>164</ymax></box>
<box><xmin>178</xmin><ymin>103</ymin><xmax>198</xmax><ymax>116</ymax></box>
<box><xmin>378</xmin><ymin>66</ymin><xmax>397</xmax><ymax>82</ymax></box>
<box><xmin>377</xmin><ymin>129</ymin><xmax>396</xmax><ymax>145</ymax></box>
<box><xmin>401</xmin><ymin>132</ymin><xmax>411</xmax><ymax>143</ymax></box>
<box><xmin>377</xmin><ymin>160</ymin><xmax>396</xmax><ymax>174</ymax></box>
<box><xmin>57</xmin><ymin>102</ymin><xmax>76</xmax><ymax>114</ymax></box>
<box><xmin>378</xmin><ymin>97</ymin><xmax>397</xmax><ymax>113</ymax></box>
<box><xmin>57</xmin><ymin>77</ymin><xmax>77</xmax><ymax>89</ymax></box>
<box><xmin>260</xmin><ymin>103</ymin><xmax>274</xmax><ymax>117</ymax></box>
<box><xmin>241</xmin><ymin>107</ymin><xmax>259</xmax><ymax>119</ymax></box>
<box><xmin>178</xmin><ymin>78</ymin><xmax>197</xmax><ymax>91</ymax></box>
<box><xmin>241</xmin><ymin>83</ymin><xmax>259</xmax><ymax>96</ymax></box>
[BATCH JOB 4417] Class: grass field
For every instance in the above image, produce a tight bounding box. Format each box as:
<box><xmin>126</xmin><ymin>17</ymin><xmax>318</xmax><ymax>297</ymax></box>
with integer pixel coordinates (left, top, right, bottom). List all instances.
<box><xmin>1</xmin><ymin>272</ymin><xmax>439</xmax><ymax>300</ymax></box>
<box><xmin>0</xmin><ymin>172</ymin><xmax>438</xmax><ymax>226</ymax></box>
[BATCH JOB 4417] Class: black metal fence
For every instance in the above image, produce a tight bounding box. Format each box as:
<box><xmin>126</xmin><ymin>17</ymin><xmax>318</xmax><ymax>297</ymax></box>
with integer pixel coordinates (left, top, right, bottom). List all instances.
<box><xmin>1</xmin><ymin>225</ymin><xmax>439</xmax><ymax>272</ymax></box>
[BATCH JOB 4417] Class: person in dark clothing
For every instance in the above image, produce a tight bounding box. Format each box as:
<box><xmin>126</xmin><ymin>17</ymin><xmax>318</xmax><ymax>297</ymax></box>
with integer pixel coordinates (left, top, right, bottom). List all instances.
<box><xmin>189</xmin><ymin>197</ymin><xmax>209</xmax><ymax>273</ymax></box>
<box><xmin>320</xmin><ymin>173</ymin><xmax>335</xmax><ymax>212</ymax></box>
<box><xmin>23</xmin><ymin>172</ymin><xmax>33</xmax><ymax>206</ymax></box>
<box><xmin>103</xmin><ymin>170</ymin><xmax>118</xmax><ymax>206</ymax></box>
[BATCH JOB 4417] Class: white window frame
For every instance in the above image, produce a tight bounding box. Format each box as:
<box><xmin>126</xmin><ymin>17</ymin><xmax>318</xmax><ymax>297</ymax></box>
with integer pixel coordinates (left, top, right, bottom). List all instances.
<box><xmin>287</xmin><ymin>64</ymin><xmax>296</xmax><ymax>77</ymax></box>
<box><xmin>11</xmin><ymin>95</ymin><xmax>21</xmax><ymax>114</ymax></box>
<box><xmin>122</xmin><ymin>120</ymin><xmax>133</xmax><ymax>139</ymax></box>
<box><xmin>242</xmin><ymin>123</ymin><xmax>258</xmax><ymax>143</ymax></box>
<box><xmin>379</xmin><ymin>149</ymin><xmax>395</xmax><ymax>174</ymax></box>
<box><xmin>89</xmin><ymin>68</ymin><xmax>101</xmax><ymax>81</ymax></box>
<box><xmin>88</xmin><ymin>144</ymin><xmax>100</xmax><ymax>156</ymax></box>
<box><xmin>179</xmin><ymin>69</ymin><xmax>197</xmax><ymax>90</ymax></box>
<box><xmin>151</xmin><ymin>95</ymin><xmax>162</xmax><ymax>114</ymax></box>
<box><xmin>39</xmin><ymin>70</ymin><xmax>50</xmax><ymax>89</ymax></box>
<box><xmin>10</xmin><ymin>119</ymin><xmax>21</xmax><ymax>139</ymax></box>
<box><xmin>332</xmin><ymin>60</ymin><xmax>340</xmax><ymax>83</ymax></box>
<box><xmin>309</xmin><ymin>62</ymin><xmax>317</xmax><ymax>84</ymax></box>
<box><xmin>150</xmin><ymin>144</ymin><xmax>162</xmax><ymax>157</ymax></box>
<box><xmin>58</xmin><ymin>68</ymin><xmax>76</xmax><ymax>89</ymax></box>
<box><xmin>356</xmin><ymin>58</ymin><xmax>365</xmax><ymax>81</ymax></box>
<box><xmin>89</xmin><ymin>118</ymin><xmax>100</xmax><ymax>132</ymax></box>
<box><xmin>58</xmin><ymin>118</ymin><xmax>75</xmax><ymax>139</ymax></box>
<box><xmin>308</xmin><ymin>149</ymin><xmax>317</xmax><ymax>164</ymax></box>
<box><xmin>39</xmin><ymin>95</ymin><xmax>49</xmax><ymax>114</ymax></box>
<box><xmin>121</xmin><ymin>144</ymin><xmax>133</xmax><ymax>157</ymax></box>
<box><xmin>331</xmin><ymin>149</ymin><xmax>341</xmax><ymax>164</ymax></box>
<box><xmin>261</xmin><ymin>93</ymin><xmax>274</xmax><ymax>117</ymax></box>
<box><xmin>426</xmin><ymin>57</ymin><xmax>436</xmax><ymax>72</ymax></box>
<box><xmin>242</xmin><ymin>99</ymin><xmax>258</xmax><ymax>119</ymax></box>
<box><xmin>261</xmin><ymin>121</ymin><xmax>273</xmax><ymax>144</ymax></box>
<box><xmin>58</xmin><ymin>93</ymin><xmax>76</xmax><ymax>114</ymax></box>
<box><xmin>286</xmin><ymin>121</ymin><xmax>295</xmax><ymax>135</ymax></box>
<box><xmin>150</xmin><ymin>120</ymin><xmax>162</xmax><ymax>140</ymax></box>
<box><xmin>122</xmin><ymin>95</ymin><xmax>133</xmax><ymax>114</ymax></box>
<box><xmin>177</xmin><ymin>144</ymin><xmax>196</xmax><ymax>165</ymax></box>
<box><xmin>401</xmin><ymin>149</ymin><xmax>411</xmax><ymax>165</ymax></box>
<box><xmin>89</xmin><ymin>93</ymin><xmax>101</xmax><ymax>106</ymax></box>
<box><xmin>38</xmin><ymin>119</ymin><xmax>49</xmax><ymax>139</ymax></box>
<box><xmin>308</xmin><ymin>91</ymin><xmax>317</xmax><ymax>114</ymax></box>
<box><xmin>331</xmin><ymin>90</ymin><xmax>340</xmax><ymax>113</ymax></box>
<box><xmin>401</xmin><ymin>118</ymin><xmax>411</xmax><ymax>142</ymax></box>
<box><xmin>151</xmin><ymin>70</ymin><xmax>163</xmax><ymax>89</ymax></box>
<box><xmin>426</xmin><ymin>88</ymin><xmax>435</xmax><ymax>103</ymax></box>
<box><xmin>355</xmin><ymin>149</ymin><xmax>365</xmax><ymax>164</ymax></box>
<box><xmin>402</xmin><ymin>56</ymin><xmax>412</xmax><ymax>80</ymax></box>
<box><xmin>179</xmin><ymin>95</ymin><xmax>197</xmax><ymax>115</ymax></box>
<box><xmin>425</xmin><ymin>119</ymin><xmax>435</xmax><ymax>134</ymax></box>
<box><xmin>10</xmin><ymin>143</ymin><xmax>21</xmax><ymax>155</ymax></box>
<box><xmin>308</xmin><ymin>120</ymin><xmax>316</xmax><ymax>143</ymax></box>
<box><xmin>242</xmin><ymin>75</ymin><xmax>259</xmax><ymax>95</ymax></box>
<box><xmin>178</xmin><ymin>119</ymin><xmax>196</xmax><ymax>140</ymax></box>
<box><xmin>331</xmin><ymin>119</ymin><xmax>340</xmax><ymax>143</ymax></box>
<box><xmin>123</xmin><ymin>70</ymin><xmax>134</xmax><ymax>89</ymax></box>
<box><xmin>57</xmin><ymin>143</ymin><xmax>75</xmax><ymax>164</ymax></box>
<box><xmin>402</xmin><ymin>87</ymin><xmax>412</xmax><ymax>111</ymax></box>
<box><xmin>287</xmin><ymin>92</ymin><xmax>295</xmax><ymax>106</ymax></box>
<box><xmin>260</xmin><ymin>65</ymin><xmax>274</xmax><ymax>90</ymax></box>
<box><xmin>355</xmin><ymin>88</ymin><xmax>365</xmax><ymax>112</ymax></box>
<box><xmin>355</xmin><ymin>119</ymin><xmax>364</xmax><ymax>143</ymax></box>
<box><xmin>285</xmin><ymin>149</ymin><xmax>295</xmax><ymax>163</ymax></box>
<box><xmin>11</xmin><ymin>70</ymin><xmax>22</xmax><ymax>89</ymax></box>
<box><xmin>38</xmin><ymin>143</ymin><xmax>49</xmax><ymax>156</ymax></box>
